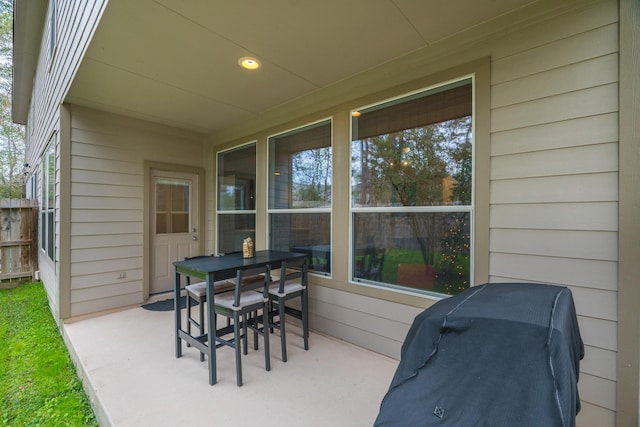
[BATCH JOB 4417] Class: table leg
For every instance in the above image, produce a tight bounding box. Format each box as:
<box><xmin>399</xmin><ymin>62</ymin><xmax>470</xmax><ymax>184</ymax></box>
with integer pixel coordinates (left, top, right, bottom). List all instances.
<box><xmin>175</xmin><ymin>269</ymin><xmax>182</xmax><ymax>358</ymax></box>
<box><xmin>206</xmin><ymin>272</ymin><xmax>217</xmax><ymax>385</ymax></box>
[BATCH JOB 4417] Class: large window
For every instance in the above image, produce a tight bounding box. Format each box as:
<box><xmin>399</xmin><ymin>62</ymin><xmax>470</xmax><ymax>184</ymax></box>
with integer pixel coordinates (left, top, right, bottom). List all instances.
<box><xmin>40</xmin><ymin>140</ymin><xmax>55</xmax><ymax>260</ymax></box>
<box><xmin>269</xmin><ymin>120</ymin><xmax>332</xmax><ymax>275</ymax></box>
<box><xmin>217</xmin><ymin>143</ymin><xmax>256</xmax><ymax>254</ymax></box>
<box><xmin>351</xmin><ymin>79</ymin><xmax>473</xmax><ymax>295</ymax></box>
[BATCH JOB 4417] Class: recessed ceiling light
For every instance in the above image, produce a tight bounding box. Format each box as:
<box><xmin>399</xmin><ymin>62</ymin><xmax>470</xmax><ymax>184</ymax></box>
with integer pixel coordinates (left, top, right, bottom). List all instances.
<box><xmin>239</xmin><ymin>57</ymin><xmax>261</xmax><ymax>70</ymax></box>
<box><xmin>351</xmin><ymin>111</ymin><xmax>361</xmax><ymax>117</ymax></box>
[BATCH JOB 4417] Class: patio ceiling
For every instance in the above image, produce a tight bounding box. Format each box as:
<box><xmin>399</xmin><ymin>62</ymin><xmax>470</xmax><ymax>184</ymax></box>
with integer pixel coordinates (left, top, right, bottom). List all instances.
<box><xmin>65</xmin><ymin>0</ymin><xmax>537</xmax><ymax>136</ymax></box>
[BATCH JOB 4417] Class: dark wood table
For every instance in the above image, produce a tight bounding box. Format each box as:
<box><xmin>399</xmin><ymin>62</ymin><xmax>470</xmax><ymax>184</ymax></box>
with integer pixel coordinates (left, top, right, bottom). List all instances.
<box><xmin>173</xmin><ymin>250</ymin><xmax>308</xmax><ymax>385</ymax></box>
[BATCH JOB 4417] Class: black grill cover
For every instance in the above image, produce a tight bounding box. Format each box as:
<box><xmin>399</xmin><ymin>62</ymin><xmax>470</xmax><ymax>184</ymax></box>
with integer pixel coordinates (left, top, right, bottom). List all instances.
<box><xmin>374</xmin><ymin>283</ymin><xmax>584</xmax><ymax>427</ymax></box>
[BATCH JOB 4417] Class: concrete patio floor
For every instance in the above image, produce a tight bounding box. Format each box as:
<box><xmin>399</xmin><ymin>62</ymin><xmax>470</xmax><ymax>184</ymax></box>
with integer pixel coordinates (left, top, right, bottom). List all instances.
<box><xmin>62</xmin><ymin>299</ymin><xmax>400</xmax><ymax>427</ymax></box>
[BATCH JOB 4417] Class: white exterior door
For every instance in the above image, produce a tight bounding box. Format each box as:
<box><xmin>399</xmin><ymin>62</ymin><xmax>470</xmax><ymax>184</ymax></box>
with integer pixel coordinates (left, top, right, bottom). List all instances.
<box><xmin>150</xmin><ymin>170</ymin><xmax>200</xmax><ymax>294</ymax></box>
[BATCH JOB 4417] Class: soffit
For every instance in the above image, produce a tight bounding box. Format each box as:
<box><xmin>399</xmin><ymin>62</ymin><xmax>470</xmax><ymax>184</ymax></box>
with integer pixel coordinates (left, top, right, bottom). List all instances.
<box><xmin>65</xmin><ymin>0</ymin><xmax>537</xmax><ymax>135</ymax></box>
<box><xmin>12</xmin><ymin>0</ymin><xmax>47</xmax><ymax>125</ymax></box>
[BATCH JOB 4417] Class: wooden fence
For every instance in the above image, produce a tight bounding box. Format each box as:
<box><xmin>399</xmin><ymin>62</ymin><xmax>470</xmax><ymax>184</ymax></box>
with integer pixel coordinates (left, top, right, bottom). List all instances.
<box><xmin>0</xmin><ymin>199</ymin><xmax>38</xmax><ymax>286</ymax></box>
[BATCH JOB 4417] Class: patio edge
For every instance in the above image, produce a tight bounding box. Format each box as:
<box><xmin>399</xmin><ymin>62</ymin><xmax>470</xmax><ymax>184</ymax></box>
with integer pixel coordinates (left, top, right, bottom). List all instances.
<box><xmin>61</xmin><ymin>323</ymin><xmax>114</xmax><ymax>427</ymax></box>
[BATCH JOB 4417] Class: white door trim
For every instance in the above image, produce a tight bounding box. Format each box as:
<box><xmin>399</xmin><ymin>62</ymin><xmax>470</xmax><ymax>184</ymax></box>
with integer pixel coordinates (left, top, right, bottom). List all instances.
<box><xmin>143</xmin><ymin>161</ymin><xmax>205</xmax><ymax>299</ymax></box>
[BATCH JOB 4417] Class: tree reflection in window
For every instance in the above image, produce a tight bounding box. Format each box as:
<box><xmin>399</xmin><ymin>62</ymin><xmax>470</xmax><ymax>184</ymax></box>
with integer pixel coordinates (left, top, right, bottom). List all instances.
<box><xmin>291</xmin><ymin>146</ymin><xmax>331</xmax><ymax>208</ymax></box>
<box><xmin>352</xmin><ymin>117</ymin><xmax>471</xmax><ymax>208</ymax></box>
<box><xmin>351</xmin><ymin>79</ymin><xmax>473</xmax><ymax>295</ymax></box>
<box><xmin>269</xmin><ymin>120</ymin><xmax>332</xmax><ymax>274</ymax></box>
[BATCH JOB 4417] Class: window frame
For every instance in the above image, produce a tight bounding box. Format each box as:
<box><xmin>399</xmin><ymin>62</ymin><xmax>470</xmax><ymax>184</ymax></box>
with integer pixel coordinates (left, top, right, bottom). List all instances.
<box><xmin>48</xmin><ymin>0</ymin><xmax>57</xmax><ymax>70</ymax></box>
<box><xmin>267</xmin><ymin>118</ymin><xmax>333</xmax><ymax>276</ymax></box>
<box><xmin>215</xmin><ymin>141</ymin><xmax>257</xmax><ymax>255</ymax></box>
<box><xmin>348</xmin><ymin>75</ymin><xmax>476</xmax><ymax>297</ymax></box>
<box><xmin>40</xmin><ymin>137</ymin><xmax>56</xmax><ymax>261</ymax></box>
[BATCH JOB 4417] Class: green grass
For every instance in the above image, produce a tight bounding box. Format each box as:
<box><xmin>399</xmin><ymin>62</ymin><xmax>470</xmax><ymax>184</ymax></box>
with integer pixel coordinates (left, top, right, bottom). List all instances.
<box><xmin>0</xmin><ymin>282</ymin><xmax>98</xmax><ymax>427</ymax></box>
<box><xmin>375</xmin><ymin>249</ymin><xmax>470</xmax><ymax>295</ymax></box>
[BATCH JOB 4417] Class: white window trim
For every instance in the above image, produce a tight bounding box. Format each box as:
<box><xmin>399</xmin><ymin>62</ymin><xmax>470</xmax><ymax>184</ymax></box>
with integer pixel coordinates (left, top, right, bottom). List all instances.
<box><xmin>266</xmin><ymin>118</ymin><xmax>333</xmax><ymax>277</ymax></box>
<box><xmin>40</xmin><ymin>136</ymin><xmax>56</xmax><ymax>261</ymax></box>
<box><xmin>348</xmin><ymin>75</ymin><xmax>476</xmax><ymax>298</ymax></box>
<box><xmin>215</xmin><ymin>141</ymin><xmax>257</xmax><ymax>255</ymax></box>
<box><xmin>48</xmin><ymin>0</ymin><xmax>57</xmax><ymax>71</ymax></box>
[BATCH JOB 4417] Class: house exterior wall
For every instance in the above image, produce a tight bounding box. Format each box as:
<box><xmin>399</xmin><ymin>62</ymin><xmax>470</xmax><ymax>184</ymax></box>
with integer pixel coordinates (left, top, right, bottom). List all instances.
<box><xmin>488</xmin><ymin>2</ymin><xmax>618</xmax><ymax>423</ymax></box>
<box><xmin>23</xmin><ymin>0</ymin><xmax>108</xmax><ymax>320</ymax></box>
<box><xmin>617</xmin><ymin>0</ymin><xmax>640</xmax><ymax>425</ymax></box>
<box><xmin>17</xmin><ymin>0</ymin><xmax>634</xmax><ymax>424</ymax></box>
<box><xmin>209</xmin><ymin>1</ymin><xmax>620</xmax><ymax>424</ymax></box>
<box><xmin>68</xmin><ymin>106</ymin><xmax>206</xmax><ymax>317</ymax></box>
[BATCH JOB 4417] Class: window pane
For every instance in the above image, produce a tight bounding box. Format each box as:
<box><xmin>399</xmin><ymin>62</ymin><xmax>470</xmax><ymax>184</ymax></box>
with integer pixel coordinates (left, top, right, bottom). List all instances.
<box><xmin>41</xmin><ymin>165</ymin><xmax>46</xmax><ymax>207</ymax></box>
<box><xmin>171</xmin><ymin>213</ymin><xmax>189</xmax><ymax>233</ymax></box>
<box><xmin>171</xmin><ymin>182</ymin><xmax>189</xmax><ymax>212</ymax></box>
<box><xmin>40</xmin><ymin>142</ymin><xmax>56</xmax><ymax>259</ymax></box>
<box><xmin>156</xmin><ymin>213</ymin><xmax>167</xmax><ymax>234</ymax></box>
<box><xmin>218</xmin><ymin>144</ymin><xmax>256</xmax><ymax>211</ymax></box>
<box><xmin>156</xmin><ymin>183</ymin><xmax>168</xmax><ymax>212</ymax></box>
<box><xmin>352</xmin><ymin>81</ymin><xmax>472</xmax><ymax>208</ymax></box>
<box><xmin>269</xmin><ymin>121</ymin><xmax>332</xmax><ymax>209</ymax></box>
<box><xmin>47</xmin><ymin>146</ymin><xmax>55</xmax><ymax>209</ymax></box>
<box><xmin>47</xmin><ymin>212</ymin><xmax>54</xmax><ymax>258</ymax></box>
<box><xmin>155</xmin><ymin>178</ymin><xmax>190</xmax><ymax>234</ymax></box>
<box><xmin>218</xmin><ymin>213</ymin><xmax>256</xmax><ymax>254</ymax></box>
<box><xmin>270</xmin><ymin>212</ymin><xmax>331</xmax><ymax>274</ymax></box>
<box><xmin>353</xmin><ymin>212</ymin><xmax>470</xmax><ymax>295</ymax></box>
<box><xmin>40</xmin><ymin>212</ymin><xmax>46</xmax><ymax>251</ymax></box>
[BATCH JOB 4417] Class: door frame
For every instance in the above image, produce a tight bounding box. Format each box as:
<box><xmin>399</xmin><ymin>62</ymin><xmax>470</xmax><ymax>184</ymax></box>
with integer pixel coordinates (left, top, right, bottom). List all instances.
<box><xmin>143</xmin><ymin>161</ymin><xmax>205</xmax><ymax>300</ymax></box>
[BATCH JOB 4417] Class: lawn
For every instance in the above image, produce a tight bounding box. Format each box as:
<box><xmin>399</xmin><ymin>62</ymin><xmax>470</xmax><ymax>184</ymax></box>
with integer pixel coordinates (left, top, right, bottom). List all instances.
<box><xmin>377</xmin><ymin>249</ymin><xmax>470</xmax><ymax>295</ymax></box>
<box><xmin>0</xmin><ymin>282</ymin><xmax>98</xmax><ymax>426</ymax></box>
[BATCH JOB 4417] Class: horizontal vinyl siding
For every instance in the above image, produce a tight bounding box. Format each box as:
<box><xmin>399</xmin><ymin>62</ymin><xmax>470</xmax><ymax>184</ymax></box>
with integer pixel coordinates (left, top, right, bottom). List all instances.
<box><xmin>490</xmin><ymin>202</ymin><xmax>618</xmax><ymax>231</ymax></box>
<box><xmin>489</xmin><ymin>253</ymin><xmax>617</xmax><ymax>292</ymax></box>
<box><xmin>27</xmin><ymin>0</ymin><xmax>106</xmax><ymax>172</ymax></box>
<box><xmin>68</xmin><ymin>106</ymin><xmax>205</xmax><ymax>316</ymax></box>
<box><xmin>301</xmin><ymin>6</ymin><xmax>620</xmax><ymax>423</ymax></box>
<box><xmin>25</xmin><ymin>0</ymin><xmax>108</xmax><ymax>321</ymax></box>
<box><xmin>490</xmin><ymin>172</ymin><xmax>618</xmax><ymax>204</ymax></box>
<box><xmin>309</xmin><ymin>285</ymin><xmax>423</xmax><ymax>359</ymax></box>
<box><xmin>579</xmin><ymin>402</ymin><xmax>616</xmax><ymax>427</ymax></box>
<box><xmin>491</xmin><ymin>112</ymin><xmax>618</xmax><ymax>156</ymax></box>
<box><xmin>489</xmin><ymin>1</ymin><xmax>619</xmax><ymax>423</ymax></box>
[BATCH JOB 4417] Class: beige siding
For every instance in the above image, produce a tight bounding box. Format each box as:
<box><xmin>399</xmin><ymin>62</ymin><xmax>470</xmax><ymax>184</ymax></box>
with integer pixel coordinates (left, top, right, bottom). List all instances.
<box><xmin>310</xmin><ymin>286</ymin><xmax>424</xmax><ymax>359</ymax></box>
<box><xmin>309</xmin><ymin>1</ymin><xmax>622</xmax><ymax>424</ymax></box>
<box><xmin>489</xmin><ymin>253</ymin><xmax>617</xmax><ymax>291</ymax></box>
<box><xmin>68</xmin><ymin>106</ymin><xmax>205</xmax><ymax>317</ymax></box>
<box><xmin>579</xmin><ymin>402</ymin><xmax>616</xmax><ymax>427</ymax></box>
<box><xmin>490</xmin><ymin>202</ymin><xmax>618</xmax><ymax>231</ymax></box>
<box><xmin>25</xmin><ymin>0</ymin><xmax>109</xmax><ymax>321</ymax></box>
<box><xmin>490</xmin><ymin>172</ymin><xmax>618</xmax><ymax>204</ymax></box>
<box><xmin>21</xmin><ymin>0</ymin><xmax>623</xmax><ymax>422</ymax></box>
<box><xmin>489</xmin><ymin>1</ymin><xmax>619</xmax><ymax>422</ymax></box>
<box><xmin>28</xmin><ymin>0</ymin><xmax>106</xmax><ymax>170</ymax></box>
<box><xmin>491</xmin><ymin>112</ymin><xmax>618</xmax><ymax>156</ymax></box>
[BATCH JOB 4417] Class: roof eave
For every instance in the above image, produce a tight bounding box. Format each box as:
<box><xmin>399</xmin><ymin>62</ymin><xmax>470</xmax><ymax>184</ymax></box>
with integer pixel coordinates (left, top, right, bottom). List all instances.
<box><xmin>12</xmin><ymin>0</ymin><xmax>46</xmax><ymax>125</ymax></box>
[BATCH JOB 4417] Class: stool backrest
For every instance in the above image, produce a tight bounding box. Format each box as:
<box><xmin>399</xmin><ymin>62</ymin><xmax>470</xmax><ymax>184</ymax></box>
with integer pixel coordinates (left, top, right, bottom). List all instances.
<box><xmin>232</xmin><ymin>266</ymin><xmax>270</xmax><ymax>307</ymax></box>
<box><xmin>276</xmin><ymin>257</ymin><xmax>308</xmax><ymax>294</ymax></box>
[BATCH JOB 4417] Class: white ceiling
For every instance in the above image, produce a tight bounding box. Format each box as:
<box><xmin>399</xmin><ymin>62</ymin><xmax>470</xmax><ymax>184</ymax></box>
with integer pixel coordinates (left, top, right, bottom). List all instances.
<box><xmin>66</xmin><ymin>0</ymin><xmax>537</xmax><ymax>135</ymax></box>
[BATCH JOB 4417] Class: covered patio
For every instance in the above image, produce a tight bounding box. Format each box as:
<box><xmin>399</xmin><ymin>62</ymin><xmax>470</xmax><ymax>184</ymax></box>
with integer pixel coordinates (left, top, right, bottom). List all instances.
<box><xmin>62</xmin><ymin>299</ymin><xmax>399</xmax><ymax>427</ymax></box>
<box><xmin>12</xmin><ymin>0</ymin><xmax>639</xmax><ymax>424</ymax></box>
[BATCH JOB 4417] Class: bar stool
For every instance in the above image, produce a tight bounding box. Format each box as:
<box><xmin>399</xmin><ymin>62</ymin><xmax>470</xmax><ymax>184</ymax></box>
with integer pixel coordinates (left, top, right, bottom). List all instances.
<box><xmin>267</xmin><ymin>257</ymin><xmax>309</xmax><ymax>362</ymax></box>
<box><xmin>213</xmin><ymin>266</ymin><xmax>271</xmax><ymax>386</ymax></box>
<box><xmin>184</xmin><ymin>256</ymin><xmax>234</xmax><ymax>361</ymax></box>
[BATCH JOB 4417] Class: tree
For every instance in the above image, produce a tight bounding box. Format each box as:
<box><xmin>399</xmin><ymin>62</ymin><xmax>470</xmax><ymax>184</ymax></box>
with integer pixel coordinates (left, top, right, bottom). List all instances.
<box><xmin>355</xmin><ymin>117</ymin><xmax>472</xmax><ymax>268</ymax></box>
<box><xmin>0</xmin><ymin>0</ymin><xmax>26</xmax><ymax>198</ymax></box>
<box><xmin>292</xmin><ymin>147</ymin><xmax>331</xmax><ymax>206</ymax></box>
